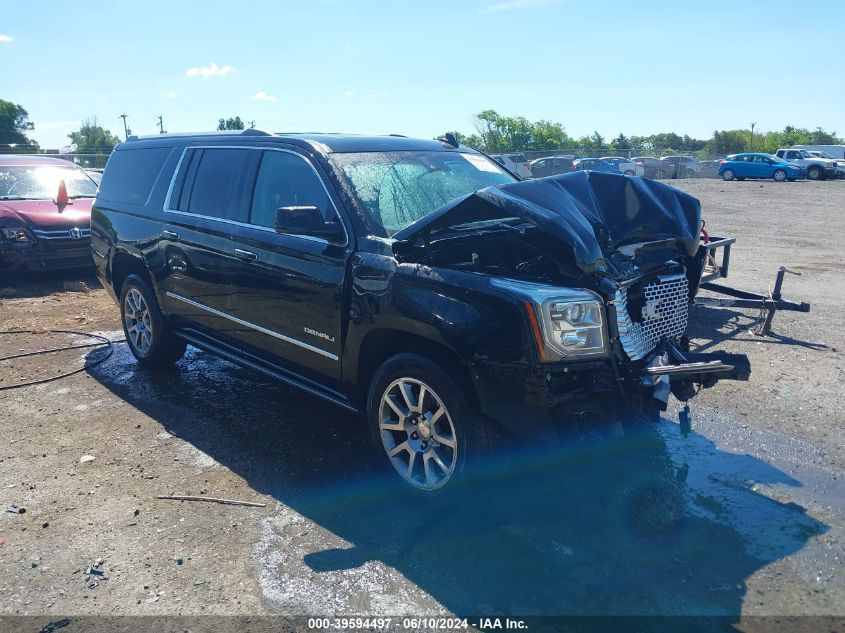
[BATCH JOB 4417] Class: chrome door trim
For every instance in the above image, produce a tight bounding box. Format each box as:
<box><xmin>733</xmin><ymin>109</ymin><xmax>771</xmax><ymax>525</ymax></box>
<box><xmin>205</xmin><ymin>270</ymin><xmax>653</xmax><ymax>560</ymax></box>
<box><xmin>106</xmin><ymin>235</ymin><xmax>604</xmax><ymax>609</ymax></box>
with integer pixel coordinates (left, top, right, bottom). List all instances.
<box><xmin>165</xmin><ymin>291</ymin><xmax>339</xmax><ymax>361</ymax></box>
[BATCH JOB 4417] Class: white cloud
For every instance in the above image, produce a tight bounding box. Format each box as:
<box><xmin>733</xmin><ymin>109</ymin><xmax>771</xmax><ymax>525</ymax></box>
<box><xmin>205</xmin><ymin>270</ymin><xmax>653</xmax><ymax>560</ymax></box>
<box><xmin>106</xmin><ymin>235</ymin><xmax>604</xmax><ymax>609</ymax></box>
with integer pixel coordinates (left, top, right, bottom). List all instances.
<box><xmin>185</xmin><ymin>62</ymin><xmax>236</xmax><ymax>79</ymax></box>
<box><xmin>476</xmin><ymin>0</ymin><xmax>557</xmax><ymax>14</ymax></box>
<box><xmin>165</xmin><ymin>91</ymin><xmax>178</xmax><ymax>99</ymax></box>
<box><xmin>0</xmin><ymin>35</ymin><xmax>14</xmax><ymax>42</ymax></box>
<box><xmin>249</xmin><ymin>90</ymin><xmax>278</xmax><ymax>102</ymax></box>
<box><xmin>343</xmin><ymin>90</ymin><xmax>354</xmax><ymax>97</ymax></box>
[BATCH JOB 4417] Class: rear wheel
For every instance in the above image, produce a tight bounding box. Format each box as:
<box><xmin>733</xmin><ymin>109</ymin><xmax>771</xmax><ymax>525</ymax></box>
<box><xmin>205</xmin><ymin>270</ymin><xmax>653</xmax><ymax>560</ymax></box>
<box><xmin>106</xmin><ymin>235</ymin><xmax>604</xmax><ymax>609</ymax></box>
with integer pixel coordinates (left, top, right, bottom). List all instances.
<box><xmin>772</xmin><ymin>169</ymin><xmax>787</xmax><ymax>182</ymax></box>
<box><xmin>722</xmin><ymin>169</ymin><xmax>735</xmax><ymax>181</ymax></box>
<box><xmin>807</xmin><ymin>165</ymin><xmax>821</xmax><ymax>180</ymax></box>
<box><xmin>120</xmin><ymin>274</ymin><xmax>187</xmax><ymax>368</ymax></box>
<box><xmin>367</xmin><ymin>354</ymin><xmax>491</xmax><ymax>492</ymax></box>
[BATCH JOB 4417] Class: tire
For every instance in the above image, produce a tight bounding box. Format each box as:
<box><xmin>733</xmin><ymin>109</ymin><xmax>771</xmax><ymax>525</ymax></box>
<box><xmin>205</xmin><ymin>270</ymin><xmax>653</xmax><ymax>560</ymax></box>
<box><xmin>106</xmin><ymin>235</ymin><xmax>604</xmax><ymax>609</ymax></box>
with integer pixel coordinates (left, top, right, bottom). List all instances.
<box><xmin>722</xmin><ymin>169</ymin><xmax>735</xmax><ymax>181</ymax></box>
<box><xmin>367</xmin><ymin>353</ymin><xmax>492</xmax><ymax>492</ymax></box>
<box><xmin>772</xmin><ymin>169</ymin><xmax>787</xmax><ymax>182</ymax></box>
<box><xmin>807</xmin><ymin>165</ymin><xmax>821</xmax><ymax>180</ymax></box>
<box><xmin>119</xmin><ymin>274</ymin><xmax>187</xmax><ymax>368</ymax></box>
<box><xmin>624</xmin><ymin>170</ymin><xmax>635</xmax><ymax>176</ymax></box>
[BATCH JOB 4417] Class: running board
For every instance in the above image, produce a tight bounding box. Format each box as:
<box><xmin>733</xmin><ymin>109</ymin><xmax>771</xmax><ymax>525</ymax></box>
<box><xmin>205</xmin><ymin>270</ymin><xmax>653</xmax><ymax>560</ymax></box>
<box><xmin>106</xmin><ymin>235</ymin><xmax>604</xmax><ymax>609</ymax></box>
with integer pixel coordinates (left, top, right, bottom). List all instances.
<box><xmin>174</xmin><ymin>329</ymin><xmax>359</xmax><ymax>414</ymax></box>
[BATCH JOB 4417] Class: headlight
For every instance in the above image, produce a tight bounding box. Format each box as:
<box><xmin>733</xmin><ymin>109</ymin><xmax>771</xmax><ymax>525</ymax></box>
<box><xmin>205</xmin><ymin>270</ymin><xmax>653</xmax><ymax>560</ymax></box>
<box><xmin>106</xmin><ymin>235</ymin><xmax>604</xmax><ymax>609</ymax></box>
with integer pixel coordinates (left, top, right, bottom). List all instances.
<box><xmin>491</xmin><ymin>278</ymin><xmax>608</xmax><ymax>360</ymax></box>
<box><xmin>1</xmin><ymin>228</ymin><xmax>29</xmax><ymax>242</ymax></box>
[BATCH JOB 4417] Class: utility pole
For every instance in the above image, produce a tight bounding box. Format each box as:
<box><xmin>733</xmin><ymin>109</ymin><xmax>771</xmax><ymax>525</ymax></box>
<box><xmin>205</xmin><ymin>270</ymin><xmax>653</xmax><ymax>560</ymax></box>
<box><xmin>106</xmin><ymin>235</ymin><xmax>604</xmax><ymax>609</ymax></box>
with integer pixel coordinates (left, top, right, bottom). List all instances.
<box><xmin>248</xmin><ymin>120</ymin><xmax>256</xmax><ymax>129</ymax></box>
<box><xmin>119</xmin><ymin>114</ymin><xmax>130</xmax><ymax>141</ymax></box>
<box><xmin>157</xmin><ymin>115</ymin><xmax>166</xmax><ymax>134</ymax></box>
<box><xmin>750</xmin><ymin>122</ymin><xmax>756</xmax><ymax>151</ymax></box>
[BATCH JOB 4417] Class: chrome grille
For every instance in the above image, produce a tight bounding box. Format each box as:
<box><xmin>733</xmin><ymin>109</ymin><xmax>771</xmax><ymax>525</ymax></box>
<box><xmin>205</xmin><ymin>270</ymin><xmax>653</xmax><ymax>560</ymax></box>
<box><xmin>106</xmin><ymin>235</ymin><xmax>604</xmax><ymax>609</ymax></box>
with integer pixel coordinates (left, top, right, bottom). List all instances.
<box><xmin>31</xmin><ymin>227</ymin><xmax>91</xmax><ymax>240</ymax></box>
<box><xmin>615</xmin><ymin>273</ymin><xmax>689</xmax><ymax>361</ymax></box>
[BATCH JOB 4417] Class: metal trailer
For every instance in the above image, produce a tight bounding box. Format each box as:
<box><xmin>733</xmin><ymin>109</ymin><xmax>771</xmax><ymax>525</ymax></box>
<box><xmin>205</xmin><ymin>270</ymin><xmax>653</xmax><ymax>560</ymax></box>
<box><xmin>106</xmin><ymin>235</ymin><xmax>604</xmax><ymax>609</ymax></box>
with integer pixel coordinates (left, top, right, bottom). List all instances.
<box><xmin>692</xmin><ymin>235</ymin><xmax>811</xmax><ymax>335</ymax></box>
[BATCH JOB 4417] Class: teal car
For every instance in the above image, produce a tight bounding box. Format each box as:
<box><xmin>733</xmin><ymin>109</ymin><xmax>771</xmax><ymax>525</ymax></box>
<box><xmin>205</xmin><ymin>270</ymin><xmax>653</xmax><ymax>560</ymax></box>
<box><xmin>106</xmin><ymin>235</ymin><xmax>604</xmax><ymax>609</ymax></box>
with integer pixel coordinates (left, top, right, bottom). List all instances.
<box><xmin>718</xmin><ymin>153</ymin><xmax>804</xmax><ymax>182</ymax></box>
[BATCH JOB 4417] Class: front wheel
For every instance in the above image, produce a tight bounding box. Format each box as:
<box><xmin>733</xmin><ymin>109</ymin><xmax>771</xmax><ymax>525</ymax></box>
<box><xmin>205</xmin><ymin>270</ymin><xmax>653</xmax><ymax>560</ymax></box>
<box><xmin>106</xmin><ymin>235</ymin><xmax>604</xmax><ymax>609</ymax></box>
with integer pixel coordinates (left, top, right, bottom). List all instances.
<box><xmin>367</xmin><ymin>354</ymin><xmax>491</xmax><ymax>492</ymax></box>
<box><xmin>120</xmin><ymin>274</ymin><xmax>187</xmax><ymax>368</ymax></box>
<box><xmin>772</xmin><ymin>169</ymin><xmax>787</xmax><ymax>182</ymax></box>
<box><xmin>807</xmin><ymin>166</ymin><xmax>821</xmax><ymax>180</ymax></box>
<box><xmin>722</xmin><ymin>169</ymin><xmax>735</xmax><ymax>181</ymax></box>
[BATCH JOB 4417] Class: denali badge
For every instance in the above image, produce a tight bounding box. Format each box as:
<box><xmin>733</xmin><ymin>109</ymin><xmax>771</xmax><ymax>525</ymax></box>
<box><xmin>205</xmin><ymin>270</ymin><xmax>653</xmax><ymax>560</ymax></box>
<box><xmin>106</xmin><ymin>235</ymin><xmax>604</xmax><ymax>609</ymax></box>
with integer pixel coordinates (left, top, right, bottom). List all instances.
<box><xmin>69</xmin><ymin>228</ymin><xmax>82</xmax><ymax>239</ymax></box>
<box><xmin>304</xmin><ymin>327</ymin><xmax>335</xmax><ymax>343</ymax></box>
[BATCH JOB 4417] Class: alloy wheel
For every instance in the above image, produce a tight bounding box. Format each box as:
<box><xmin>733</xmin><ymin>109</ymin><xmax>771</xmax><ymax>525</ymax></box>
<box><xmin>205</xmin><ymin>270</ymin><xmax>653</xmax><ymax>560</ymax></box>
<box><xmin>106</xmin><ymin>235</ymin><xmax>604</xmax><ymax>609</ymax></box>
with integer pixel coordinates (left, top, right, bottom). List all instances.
<box><xmin>124</xmin><ymin>288</ymin><xmax>153</xmax><ymax>355</ymax></box>
<box><xmin>378</xmin><ymin>377</ymin><xmax>458</xmax><ymax>490</ymax></box>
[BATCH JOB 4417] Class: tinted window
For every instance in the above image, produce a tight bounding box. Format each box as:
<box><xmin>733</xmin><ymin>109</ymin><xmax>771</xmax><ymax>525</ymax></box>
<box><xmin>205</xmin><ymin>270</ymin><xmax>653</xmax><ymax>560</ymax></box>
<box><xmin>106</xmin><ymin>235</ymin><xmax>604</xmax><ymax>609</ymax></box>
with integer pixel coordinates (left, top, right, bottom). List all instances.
<box><xmin>184</xmin><ymin>148</ymin><xmax>253</xmax><ymax>222</ymax></box>
<box><xmin>250</xmin><ymin>151</ymin><xmax>331</xmax><ymax>229</ymax></box>
<box><xmin>99</xmin><ymin>147</ymin><xmax>171</xmax><ymax>205</ymax></box>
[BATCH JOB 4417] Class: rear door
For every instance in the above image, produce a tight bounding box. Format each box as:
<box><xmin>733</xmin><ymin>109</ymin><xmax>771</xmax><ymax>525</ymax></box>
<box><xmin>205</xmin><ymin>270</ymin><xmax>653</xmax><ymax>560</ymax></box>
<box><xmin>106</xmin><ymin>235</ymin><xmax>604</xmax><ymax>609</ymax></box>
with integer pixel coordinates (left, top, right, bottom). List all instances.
<box><xmin>227</xmin><ymin>147</ymin><xmax>351</xmax><ymax>388</ymax></box>
<box><xmin>158</xmin><ymin>146</ymin><xmax>259</xmax><ymax>340</ymax></box>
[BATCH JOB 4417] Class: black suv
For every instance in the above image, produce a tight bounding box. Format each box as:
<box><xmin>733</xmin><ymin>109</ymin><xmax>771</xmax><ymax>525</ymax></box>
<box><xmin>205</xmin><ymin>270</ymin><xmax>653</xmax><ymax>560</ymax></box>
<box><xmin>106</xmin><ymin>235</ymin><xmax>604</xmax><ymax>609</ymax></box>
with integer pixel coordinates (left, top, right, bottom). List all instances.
<box><xmin>92</xmin><ymin>131</ymin><xmax>750</xmax><ymax>492</ymax></box>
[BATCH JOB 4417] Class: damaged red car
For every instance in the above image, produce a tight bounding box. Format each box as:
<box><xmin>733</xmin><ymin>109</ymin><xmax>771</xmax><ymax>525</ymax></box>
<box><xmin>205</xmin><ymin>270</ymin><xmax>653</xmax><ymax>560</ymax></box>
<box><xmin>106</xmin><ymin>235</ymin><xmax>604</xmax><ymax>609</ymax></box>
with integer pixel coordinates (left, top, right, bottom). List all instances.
<box><xmin>0</xmin><ymin>155</ymin><xmax>98</xmax><ymax>271</ymax></box>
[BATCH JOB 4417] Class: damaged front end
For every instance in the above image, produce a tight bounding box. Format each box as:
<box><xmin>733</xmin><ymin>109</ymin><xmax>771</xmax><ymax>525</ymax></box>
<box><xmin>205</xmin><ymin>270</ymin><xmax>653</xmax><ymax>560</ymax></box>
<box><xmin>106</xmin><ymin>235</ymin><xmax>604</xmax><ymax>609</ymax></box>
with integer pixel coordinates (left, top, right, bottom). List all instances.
<box><xmin>392</xmin><ymin>171</ymin><xmax>751</xmax><ymax>433</ymax></box>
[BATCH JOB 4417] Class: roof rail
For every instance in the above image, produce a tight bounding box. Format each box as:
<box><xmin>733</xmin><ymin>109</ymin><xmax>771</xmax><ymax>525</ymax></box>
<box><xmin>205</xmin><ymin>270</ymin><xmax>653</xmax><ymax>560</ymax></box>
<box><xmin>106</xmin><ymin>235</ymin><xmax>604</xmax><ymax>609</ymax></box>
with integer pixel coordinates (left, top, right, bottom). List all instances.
<box><xmin>240</xmin><ymin>129</ymin><xmax>272</xmax><ymax>136</ymax></box>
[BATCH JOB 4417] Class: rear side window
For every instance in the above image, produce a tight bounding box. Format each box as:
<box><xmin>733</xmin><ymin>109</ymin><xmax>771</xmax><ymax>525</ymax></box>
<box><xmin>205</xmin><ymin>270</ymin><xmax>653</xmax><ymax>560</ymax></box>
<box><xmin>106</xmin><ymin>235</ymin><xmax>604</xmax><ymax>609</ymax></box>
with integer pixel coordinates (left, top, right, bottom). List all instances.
<box><xmin>250</xmin><ymin>151</ymin><xmax>331</xmax><ymax>228</ymax></box>
<box><xmin>181</xmin><ymin>148</ymin><xmax>254</xmax><ymax>222</ymax></box>
<box><xmin>99</xmin><ymin>147</ymin><xmax>172</xmax><ymax>205</ymax></box>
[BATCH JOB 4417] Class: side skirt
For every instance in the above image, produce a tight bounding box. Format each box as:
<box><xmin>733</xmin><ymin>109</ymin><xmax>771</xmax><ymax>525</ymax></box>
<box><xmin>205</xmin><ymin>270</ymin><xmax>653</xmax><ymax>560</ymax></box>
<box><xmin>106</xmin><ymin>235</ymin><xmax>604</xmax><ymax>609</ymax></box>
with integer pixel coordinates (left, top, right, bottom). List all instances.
<box><xmin>174</xmin><ymin>328</ymin><xmax>359</xmax><ymax>414</ymax></box>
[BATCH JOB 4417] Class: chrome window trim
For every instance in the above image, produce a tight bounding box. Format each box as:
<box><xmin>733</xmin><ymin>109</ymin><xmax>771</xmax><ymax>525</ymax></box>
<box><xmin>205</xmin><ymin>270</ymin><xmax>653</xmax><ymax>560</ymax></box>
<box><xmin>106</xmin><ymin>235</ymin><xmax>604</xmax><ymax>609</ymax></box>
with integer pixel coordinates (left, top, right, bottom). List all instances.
<box><xmin>162</xmin><ymin>145</ymin><xmax>349</xmax><ymax>247</ymax></box>
<box><xmin>165</xmin><ymin>291</ymin><xmax>339</xmax><ymax>362</ymax></box>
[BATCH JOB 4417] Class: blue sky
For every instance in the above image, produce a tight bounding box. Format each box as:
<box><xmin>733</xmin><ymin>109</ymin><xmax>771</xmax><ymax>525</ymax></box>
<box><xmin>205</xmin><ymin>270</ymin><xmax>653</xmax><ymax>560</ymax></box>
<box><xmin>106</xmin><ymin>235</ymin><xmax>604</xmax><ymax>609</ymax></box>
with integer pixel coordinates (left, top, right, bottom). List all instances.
<box><xmin>2</xmin><ymin>0</ymin><xmax>843</xmax><ymax>148</ymax></box>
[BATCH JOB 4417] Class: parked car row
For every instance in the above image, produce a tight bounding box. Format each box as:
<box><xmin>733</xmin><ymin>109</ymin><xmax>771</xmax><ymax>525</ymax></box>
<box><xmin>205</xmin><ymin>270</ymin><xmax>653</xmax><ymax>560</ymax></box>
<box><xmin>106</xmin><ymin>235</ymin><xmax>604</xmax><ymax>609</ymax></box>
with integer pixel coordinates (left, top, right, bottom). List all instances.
<box><xmin>515</xmin><ymin>154</ymin><xmax>706</xmax><ymax>179</ymax></box>
<box><xmin>502</xmin><ymin>149</ymin><xmax>841</xmax><ymax>183</ymax></box>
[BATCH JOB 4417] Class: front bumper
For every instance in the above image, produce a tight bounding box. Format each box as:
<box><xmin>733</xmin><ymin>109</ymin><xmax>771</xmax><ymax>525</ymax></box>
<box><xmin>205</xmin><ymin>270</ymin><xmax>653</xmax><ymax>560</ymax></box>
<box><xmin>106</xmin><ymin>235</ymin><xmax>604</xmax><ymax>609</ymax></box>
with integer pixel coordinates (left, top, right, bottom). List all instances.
<box><xmin>469</xmin><ymin>346</ymin><xmax>751</xmax><ymax>440</ymax></box>
<box><xmin>0</xmin><ymin>238</ymin><xmax>93</xmax><ymax>271</ymax></box>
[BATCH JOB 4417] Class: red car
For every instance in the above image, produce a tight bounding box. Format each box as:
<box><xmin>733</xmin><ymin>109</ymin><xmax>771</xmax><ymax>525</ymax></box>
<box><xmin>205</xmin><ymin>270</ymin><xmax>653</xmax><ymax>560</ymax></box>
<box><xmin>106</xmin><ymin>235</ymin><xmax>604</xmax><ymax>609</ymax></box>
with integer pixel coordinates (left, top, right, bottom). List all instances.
<box><xmin>0</xmin><ymin>155</ymin><xmax>98</xmax><ymax>271</ymax></box>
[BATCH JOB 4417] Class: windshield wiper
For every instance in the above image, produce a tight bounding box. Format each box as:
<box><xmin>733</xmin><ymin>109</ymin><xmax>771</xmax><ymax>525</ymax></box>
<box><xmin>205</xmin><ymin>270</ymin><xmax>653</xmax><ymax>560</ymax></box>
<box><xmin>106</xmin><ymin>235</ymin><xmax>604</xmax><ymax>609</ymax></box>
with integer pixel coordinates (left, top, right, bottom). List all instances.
<box><xmin>68</xmin><ymin>194</ymin><xmax>94</xmax><ymax>199</ymax></box>
<box><xmin>0</xmin><ymin>195</ymin><xmax>29</xmax><ymax>200</ymax></box>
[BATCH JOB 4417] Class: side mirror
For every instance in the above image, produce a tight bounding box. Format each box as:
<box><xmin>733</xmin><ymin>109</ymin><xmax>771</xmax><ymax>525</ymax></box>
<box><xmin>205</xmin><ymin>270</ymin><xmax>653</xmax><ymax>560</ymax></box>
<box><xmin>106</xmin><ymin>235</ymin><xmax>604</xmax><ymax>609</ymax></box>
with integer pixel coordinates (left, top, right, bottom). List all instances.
<box><xmin>274</xmin><ymin>206</ymin><xmax>343</xmax><ymax>241</ymax></box>
<box><xmin>54</xmin><ymin>179</ymin><xmax>73</xmax><ymax>214</ymax></box>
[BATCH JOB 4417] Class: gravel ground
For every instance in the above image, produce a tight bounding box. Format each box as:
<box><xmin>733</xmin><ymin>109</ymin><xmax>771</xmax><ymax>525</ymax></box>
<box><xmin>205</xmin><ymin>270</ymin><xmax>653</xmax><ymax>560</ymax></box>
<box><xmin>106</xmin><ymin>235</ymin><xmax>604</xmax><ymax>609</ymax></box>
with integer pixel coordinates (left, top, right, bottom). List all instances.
<box><xmin>0</xmin><ymin>178</ymin><xmax>843</xmax><ymax>622</ymax></box>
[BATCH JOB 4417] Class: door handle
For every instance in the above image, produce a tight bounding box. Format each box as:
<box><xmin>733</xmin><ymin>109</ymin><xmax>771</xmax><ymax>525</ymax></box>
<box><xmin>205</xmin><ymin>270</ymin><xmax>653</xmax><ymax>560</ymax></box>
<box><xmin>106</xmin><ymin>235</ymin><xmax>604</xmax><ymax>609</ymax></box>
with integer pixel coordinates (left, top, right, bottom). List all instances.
<box><xmin>162</xmin><ymin>230</ymin><xmax>180</xmax><ymax>240</ymax></box>
<box><xmin>234</xmin><ymin>248</ymin><xmax>258</xmax><ymax>262</ymax></box>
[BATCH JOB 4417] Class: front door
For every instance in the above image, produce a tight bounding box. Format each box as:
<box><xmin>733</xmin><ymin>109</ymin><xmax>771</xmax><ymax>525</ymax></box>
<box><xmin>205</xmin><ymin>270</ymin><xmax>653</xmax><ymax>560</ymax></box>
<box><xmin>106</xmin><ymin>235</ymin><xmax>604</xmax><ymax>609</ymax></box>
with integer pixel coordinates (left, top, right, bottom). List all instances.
<box><xmin>227</xmin><ymin>148</ymin><xmax>351</xmax><ymax>388</ymax></box>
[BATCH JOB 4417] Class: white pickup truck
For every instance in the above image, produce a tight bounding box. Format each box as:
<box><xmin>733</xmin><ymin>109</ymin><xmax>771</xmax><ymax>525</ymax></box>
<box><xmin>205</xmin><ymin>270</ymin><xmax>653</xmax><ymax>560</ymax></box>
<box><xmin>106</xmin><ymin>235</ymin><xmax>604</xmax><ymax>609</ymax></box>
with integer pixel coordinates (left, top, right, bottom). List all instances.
<box><xmin>774</xmin><ymin>148</ymin><xmax>840</xmax><ymax>180</ymax></box>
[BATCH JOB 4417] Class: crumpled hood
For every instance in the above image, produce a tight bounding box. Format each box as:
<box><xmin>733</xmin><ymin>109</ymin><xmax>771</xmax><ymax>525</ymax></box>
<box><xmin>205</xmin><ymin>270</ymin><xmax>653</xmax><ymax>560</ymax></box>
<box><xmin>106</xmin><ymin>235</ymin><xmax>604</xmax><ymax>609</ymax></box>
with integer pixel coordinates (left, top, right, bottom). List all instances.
<box><xmin>393</xmin><ymin>171</ymin><xmax>702</xmax><ymax>275</ymax></box>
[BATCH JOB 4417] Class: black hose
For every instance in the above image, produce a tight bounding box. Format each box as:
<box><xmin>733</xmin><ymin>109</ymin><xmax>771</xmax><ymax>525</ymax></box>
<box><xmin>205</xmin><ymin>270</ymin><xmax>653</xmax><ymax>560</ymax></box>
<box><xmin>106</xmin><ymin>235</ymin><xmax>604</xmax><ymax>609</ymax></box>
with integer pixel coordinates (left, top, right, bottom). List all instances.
<box><xmin>0</xmin><ymin>329</ymin><xmax>122</xmax><ymax>391</ymax></box>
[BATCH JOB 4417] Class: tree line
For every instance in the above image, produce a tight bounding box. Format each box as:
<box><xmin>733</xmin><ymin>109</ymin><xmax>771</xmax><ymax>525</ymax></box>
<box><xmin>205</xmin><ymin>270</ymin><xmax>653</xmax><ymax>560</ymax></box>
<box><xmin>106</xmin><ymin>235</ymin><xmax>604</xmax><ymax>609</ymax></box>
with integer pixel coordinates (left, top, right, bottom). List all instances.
<box><xmin>442</xmin><ymin>110</ymin><xmax>843</xmax><ymax>156</ymax></box>
<box><xmin>2</xmin><ymin>99</ymin><xmax>842</xmax><ymax>164</ymax></box>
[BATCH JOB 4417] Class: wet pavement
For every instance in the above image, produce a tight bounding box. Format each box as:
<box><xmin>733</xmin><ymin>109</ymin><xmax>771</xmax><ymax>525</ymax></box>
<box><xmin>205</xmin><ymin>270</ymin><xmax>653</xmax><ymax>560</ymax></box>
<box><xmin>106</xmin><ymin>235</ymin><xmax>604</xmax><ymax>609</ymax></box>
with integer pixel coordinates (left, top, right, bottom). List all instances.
<box><xmin>76</xmin><ymin>341</ymin><xmax>844</xmax><ymax>617</ymax></box>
